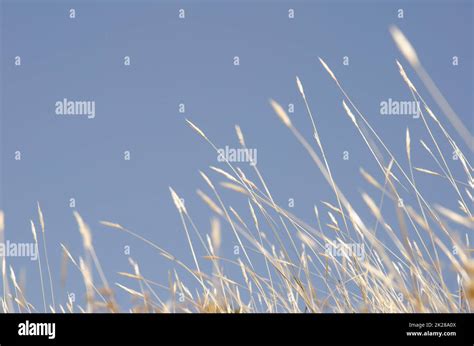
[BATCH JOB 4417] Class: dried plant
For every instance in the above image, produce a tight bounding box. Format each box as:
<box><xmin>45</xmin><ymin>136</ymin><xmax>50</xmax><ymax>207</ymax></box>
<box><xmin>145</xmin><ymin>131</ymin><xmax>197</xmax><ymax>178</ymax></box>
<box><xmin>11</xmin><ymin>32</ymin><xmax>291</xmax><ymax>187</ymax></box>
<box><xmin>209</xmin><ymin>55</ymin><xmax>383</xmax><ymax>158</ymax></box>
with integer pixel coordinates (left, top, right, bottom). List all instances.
<box><xmin>1</xmin><ymin>26</ymin><xmax>472</xmax><ymax>314</ymax></box>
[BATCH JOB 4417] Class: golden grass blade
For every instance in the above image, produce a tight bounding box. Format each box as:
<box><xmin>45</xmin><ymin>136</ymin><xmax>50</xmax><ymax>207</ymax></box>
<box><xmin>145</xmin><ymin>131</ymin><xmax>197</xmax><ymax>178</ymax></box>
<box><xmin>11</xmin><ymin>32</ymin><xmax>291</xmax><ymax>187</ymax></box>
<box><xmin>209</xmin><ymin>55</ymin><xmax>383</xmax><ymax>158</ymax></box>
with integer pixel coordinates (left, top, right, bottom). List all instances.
<box><xmin>390</xmin><ymin>26</ymin><xmax>420</xmax><ymax>67</ymax></box>
<box><xmin>269</xmin><ymin>99</ymin><xmax>292</xmax><ymax>127</ymax></box>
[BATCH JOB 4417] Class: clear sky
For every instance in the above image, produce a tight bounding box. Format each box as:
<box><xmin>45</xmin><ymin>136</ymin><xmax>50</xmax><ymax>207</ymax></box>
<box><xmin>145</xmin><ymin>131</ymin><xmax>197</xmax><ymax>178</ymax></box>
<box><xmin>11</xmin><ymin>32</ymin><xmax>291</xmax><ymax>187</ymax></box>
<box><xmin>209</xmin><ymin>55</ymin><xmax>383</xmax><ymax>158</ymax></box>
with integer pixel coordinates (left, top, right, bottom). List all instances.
<box><xmin>1</xmin><ymin>0</ymin><xmax>472</xmax><ymax>311</ymax></box>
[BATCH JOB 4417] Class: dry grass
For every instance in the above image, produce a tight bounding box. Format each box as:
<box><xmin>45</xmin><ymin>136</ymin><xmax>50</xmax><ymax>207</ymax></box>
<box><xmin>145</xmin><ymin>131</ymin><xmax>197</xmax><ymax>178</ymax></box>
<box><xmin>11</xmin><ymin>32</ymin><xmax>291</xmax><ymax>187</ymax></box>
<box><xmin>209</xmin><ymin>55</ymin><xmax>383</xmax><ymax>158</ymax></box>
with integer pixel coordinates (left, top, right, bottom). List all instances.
<box><xmin>0</xmin><ymin>26</ymin><xmax>472</xmax><ymax>313</ymax></box>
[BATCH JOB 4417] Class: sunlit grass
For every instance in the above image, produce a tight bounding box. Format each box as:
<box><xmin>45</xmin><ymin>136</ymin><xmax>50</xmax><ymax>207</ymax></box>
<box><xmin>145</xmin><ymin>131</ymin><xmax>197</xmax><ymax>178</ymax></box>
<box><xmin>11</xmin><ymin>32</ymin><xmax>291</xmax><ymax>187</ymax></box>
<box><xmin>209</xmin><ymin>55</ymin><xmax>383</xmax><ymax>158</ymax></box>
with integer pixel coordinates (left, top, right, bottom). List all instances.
<box><xmin>1</xmin><ymin>26</ymin><xmax>472</xmax><ymax>313</ymax></box>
